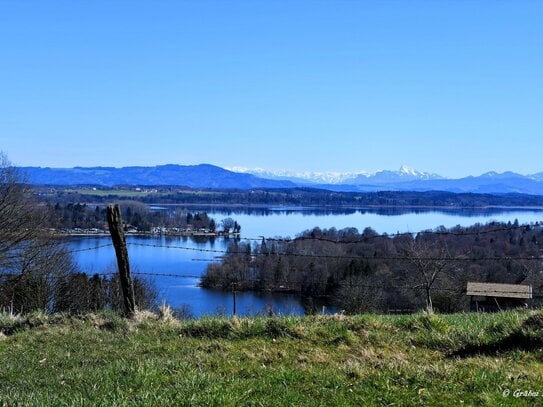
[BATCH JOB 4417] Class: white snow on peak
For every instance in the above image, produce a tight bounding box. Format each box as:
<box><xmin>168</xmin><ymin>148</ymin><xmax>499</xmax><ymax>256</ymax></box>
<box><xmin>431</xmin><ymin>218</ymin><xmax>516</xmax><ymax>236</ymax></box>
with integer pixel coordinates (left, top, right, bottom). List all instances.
<box><xmin>399</xmin><ymin>165</ymin><xmax>420</xmax><ymax>176</ymax></box>
<box><xmin>396</xmin><ymin>165</ymin><xmax>443</xmax><ymax>180</ymax></box>
<box><xmin>227</xmin><ymin>167</ymin><xmax>373</xmax><ymax>184</ymax></box>
<box><xmin>227</xmin><ymin>165</ymin><xmax>443</xmax><ymax>184</ymax></box>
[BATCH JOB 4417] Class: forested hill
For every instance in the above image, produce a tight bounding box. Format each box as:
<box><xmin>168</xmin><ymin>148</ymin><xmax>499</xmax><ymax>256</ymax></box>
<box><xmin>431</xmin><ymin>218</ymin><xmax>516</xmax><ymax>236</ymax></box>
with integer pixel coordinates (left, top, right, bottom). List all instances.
<box><xmin>202</xmin><ymin>221</ymin><xmax>543</xmax><ymax>313</ymax></box>
<box><xmin>21</xmin><ymin>164</ymin><xmax>296</xmax><ymax>189</ymax></box>
<box><xmin>39</xmin><ymin>187</ymin><xmax>543</xmax><ymax>208</ymax></box>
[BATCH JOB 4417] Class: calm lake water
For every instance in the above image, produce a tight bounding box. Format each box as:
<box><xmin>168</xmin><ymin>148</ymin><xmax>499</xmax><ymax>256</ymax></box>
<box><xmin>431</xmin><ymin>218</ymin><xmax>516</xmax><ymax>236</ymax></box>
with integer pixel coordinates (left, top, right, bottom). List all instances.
<box><xmin>70</xmin><ymin>206</ymin><xmax>543</xmax><ymax>317</ymax></box>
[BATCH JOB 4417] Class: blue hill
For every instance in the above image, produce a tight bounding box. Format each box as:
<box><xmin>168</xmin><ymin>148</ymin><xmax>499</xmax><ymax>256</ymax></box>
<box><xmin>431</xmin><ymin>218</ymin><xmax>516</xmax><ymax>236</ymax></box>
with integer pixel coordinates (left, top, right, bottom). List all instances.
<box><xmin>21</xmin><ymin>164</ymin><xmax>296</xmax><ymax>189</ymax></box>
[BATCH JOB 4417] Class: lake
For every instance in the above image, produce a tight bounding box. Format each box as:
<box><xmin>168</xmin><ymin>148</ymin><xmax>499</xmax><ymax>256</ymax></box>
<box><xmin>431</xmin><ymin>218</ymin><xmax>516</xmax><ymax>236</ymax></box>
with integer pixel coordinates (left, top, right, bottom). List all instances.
<box><xmin>70</xmin><ymin>206</ymin><xmax>543</xmax><ymax>317</ymax></box>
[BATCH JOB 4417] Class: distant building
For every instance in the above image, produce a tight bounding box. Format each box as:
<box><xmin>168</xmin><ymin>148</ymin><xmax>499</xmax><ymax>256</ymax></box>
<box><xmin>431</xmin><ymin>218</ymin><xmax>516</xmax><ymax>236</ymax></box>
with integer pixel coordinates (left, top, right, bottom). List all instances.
<box><xmin>466</xmin><ymin>282</ymin><xmax>532</xmax><ymax>311</ymax></box>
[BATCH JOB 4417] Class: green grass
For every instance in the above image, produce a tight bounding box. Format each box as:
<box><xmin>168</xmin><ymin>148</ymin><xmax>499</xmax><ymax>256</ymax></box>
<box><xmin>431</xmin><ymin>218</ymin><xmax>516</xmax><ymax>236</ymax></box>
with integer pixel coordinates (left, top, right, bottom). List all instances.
<box><xmin>65</xmin><ymin>188</ymin><xmax>227</xmax><ymax>197</ymax></box>
<box><xmin>65</xmin><ymin>189</ymin><xmax>157</xmax><ymax>197</ymax></box>
<box><xmin>1</xmin><ymin>310</ymin><xmax>543</xmax><ymax>406</ymax></box>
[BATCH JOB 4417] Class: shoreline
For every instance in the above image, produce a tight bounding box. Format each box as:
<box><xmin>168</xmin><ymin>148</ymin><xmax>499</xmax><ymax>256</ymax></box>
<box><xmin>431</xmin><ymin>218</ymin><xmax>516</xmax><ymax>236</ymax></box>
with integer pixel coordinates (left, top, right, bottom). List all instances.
<box><xmin>79</xmin><ymin>203</ymin><xmax>543</xmax><ymax>210</ymax></box>
<box><xmin>56</xmin><ymin>231</ymin><xmax>240</xmax><ymax>238</ymax></box>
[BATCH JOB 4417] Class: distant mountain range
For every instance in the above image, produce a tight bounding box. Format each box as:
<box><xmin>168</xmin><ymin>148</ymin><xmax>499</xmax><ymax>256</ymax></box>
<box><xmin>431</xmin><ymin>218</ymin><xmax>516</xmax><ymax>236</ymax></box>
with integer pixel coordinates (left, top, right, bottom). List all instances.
<box><xmin>232</xmin><ymin>165</ymin><xmax>543</xmax><ymax>195</ymax></box>
<box><xmin>20</xmin><ymin>164</ymin><xmax>296</xmax><ymax>189</ymax></box>
<box><xmin>19</xmin><ymin>164</ymin><xmax>543</xmax><ymax>195</ymax></box>
<box><xmin>228</xmin><ymin>164</ymin><xmax>441</xmax><ymax>185</ymax></box>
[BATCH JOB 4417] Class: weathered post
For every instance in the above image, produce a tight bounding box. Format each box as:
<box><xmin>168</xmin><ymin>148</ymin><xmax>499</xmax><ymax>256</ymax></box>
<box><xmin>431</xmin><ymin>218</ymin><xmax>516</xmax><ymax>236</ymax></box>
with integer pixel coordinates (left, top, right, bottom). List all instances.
<box><xmin>107</xmin><ymin>204</ymin><xmax>136</xmax><ymax>317</ymax></box>
<box><xmin>232</xmin><ymin>282</ymin><xmax>237</xmax><ymax>317</ymax></box>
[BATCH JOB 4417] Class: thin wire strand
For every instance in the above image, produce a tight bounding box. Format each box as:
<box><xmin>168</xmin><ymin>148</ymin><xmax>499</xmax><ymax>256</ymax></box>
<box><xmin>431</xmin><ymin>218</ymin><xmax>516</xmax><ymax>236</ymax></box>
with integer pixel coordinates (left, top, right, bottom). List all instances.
<box><xmin>65</xmin><ymin>243</ymin><xmax>113</xmax><ymax>254</ymax></box>
<box><xmin>2</xmin><ymin>269</ymin><xmax>540</xmax><ymax>298</ymax></box>
<box><xmin>73</xmin><ymin>272</ymin><xmax>542</xmax><ymax>298</ymax></box>
<box><xmin>126</xmin><ymin>242</ymin><xmax>543</xmax><ymax>262</ymax></box>
<box><xmin>234</xmin><ymin>222</ymin><xmax>543</xmax><ymax>243</ymax></box>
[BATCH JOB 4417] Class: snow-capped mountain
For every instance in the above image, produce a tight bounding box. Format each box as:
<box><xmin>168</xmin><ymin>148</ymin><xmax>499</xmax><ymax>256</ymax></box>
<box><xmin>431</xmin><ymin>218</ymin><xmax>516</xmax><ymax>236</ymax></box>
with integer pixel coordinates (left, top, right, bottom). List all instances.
<box><xmin>350</xmin><ymin>165</ymin><xmax>444</xmax><ymax>185</ymax></box>
<box><xmin>19</xmin><ymin>164</ymin><xmax>543</xmax><ymax>195</ymax></box>
<box><xmin>229</xmin><ymin>165</ymin><xmax>443</xmax><ymax>185</ymax></box>
<box><xmin>398</xmin><ymin>164</ymin><xmax>441</xmax><ymax>179</ymax></box>
<box><xmin>227</xmin><ymin>167</ymin><xmax>371</xmax><ymax>185</ymax></box>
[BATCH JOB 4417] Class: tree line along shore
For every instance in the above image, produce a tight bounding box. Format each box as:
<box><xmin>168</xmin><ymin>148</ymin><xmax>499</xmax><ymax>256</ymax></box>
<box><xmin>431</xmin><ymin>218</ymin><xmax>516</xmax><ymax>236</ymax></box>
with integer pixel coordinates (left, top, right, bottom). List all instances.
<box><xmin>43</xmin><ymin>201</ymin><xmax>241</xmax><ymax>236</ymax></box>
<box><xmin>35</xmin><ymin>185</ymin><xmax>543</xmax><ymax>208</ymax></box>
<box><xmin>202</xmin><ymin>220</ymin><xmax>543</xmax><ymax>314</ymax></box>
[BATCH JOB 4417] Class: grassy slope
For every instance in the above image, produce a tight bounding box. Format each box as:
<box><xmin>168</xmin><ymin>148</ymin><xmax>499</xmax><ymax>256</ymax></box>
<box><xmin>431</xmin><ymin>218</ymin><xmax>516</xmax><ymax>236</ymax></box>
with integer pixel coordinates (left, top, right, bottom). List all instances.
<box><xmin>65</xmin><ymin>189</ymin><xmax>156</xmax><ymax>197</ymax></box>
<box><xmin>1</xmin><ymin>310</ymin><xmax>543</xmax><ymax>406</ymax></box>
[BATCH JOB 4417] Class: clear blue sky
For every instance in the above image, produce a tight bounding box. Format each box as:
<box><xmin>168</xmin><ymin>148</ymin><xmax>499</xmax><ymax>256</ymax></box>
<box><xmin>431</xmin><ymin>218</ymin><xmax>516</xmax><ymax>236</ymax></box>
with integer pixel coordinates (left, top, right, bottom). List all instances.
<box><xmin>1</xmin><ymin>1</ymin><xmax>542</xmax><ymax>178</ymax></box>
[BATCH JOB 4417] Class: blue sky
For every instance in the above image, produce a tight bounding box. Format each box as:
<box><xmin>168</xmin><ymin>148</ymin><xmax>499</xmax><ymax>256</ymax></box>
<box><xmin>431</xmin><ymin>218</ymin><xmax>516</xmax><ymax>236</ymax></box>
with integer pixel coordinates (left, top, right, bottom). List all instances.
<box><xmin>1</xmin><ymin>1</ymin><xmax>542</xmax><ymax>178</ymax></box>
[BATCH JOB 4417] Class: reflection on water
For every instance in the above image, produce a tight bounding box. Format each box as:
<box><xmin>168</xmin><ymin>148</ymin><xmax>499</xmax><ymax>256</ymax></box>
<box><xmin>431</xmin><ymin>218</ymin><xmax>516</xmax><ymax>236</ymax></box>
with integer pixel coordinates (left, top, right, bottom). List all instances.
<box><xmin>70</xmin><ymin>235</ymin><xmax>321</xmax><ymax>318</ymax></box>
<box><xmin>203</xmin><ymin>206</ymin><xmax>543</xmax><ymax>239</ymax></box>
<box><xmin>71</xmin><ymin>205</ymin><xmax>543</xmax><ymax>317</ymax></box>
<box><xmin>157</xmin><ymin>204</ymin><xmax>543</xmax><ymax>217</ymax></box>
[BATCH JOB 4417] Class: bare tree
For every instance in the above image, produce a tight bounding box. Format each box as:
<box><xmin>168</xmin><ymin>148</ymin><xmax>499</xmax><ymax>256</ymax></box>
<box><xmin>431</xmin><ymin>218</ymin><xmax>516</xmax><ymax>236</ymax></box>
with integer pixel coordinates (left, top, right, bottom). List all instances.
<box><xmin>401</xmin><ymin>235</ymin><xmax>454</xmax><ymax>313</ymax></box>
<box><xmin>512</xmin><ymin>257</ymin><xmax>543</xmax><ymax>308</ymax></box>
<box><xmin>0</xmin><ymin>153</ymin><xmax>46</xmax><ymax>274</ymax></box>
<box><xmin>220</xmin><ymin>217</ymin><xmax>236</xmax><ymax>233</ymax></box>
<box><xmin>334</xmin><ymin>274</ymin><xmax>381</xmax><ymax>314</ymax></box>
<box><xmin>1</xmin><ymin>240</ymin><xmax>77</xmax><ymax>313</ymax></box>
<box><xmin>0</xmin><ymin>152</ymin><xmax>78</xmax><ymax>313</ymax></box>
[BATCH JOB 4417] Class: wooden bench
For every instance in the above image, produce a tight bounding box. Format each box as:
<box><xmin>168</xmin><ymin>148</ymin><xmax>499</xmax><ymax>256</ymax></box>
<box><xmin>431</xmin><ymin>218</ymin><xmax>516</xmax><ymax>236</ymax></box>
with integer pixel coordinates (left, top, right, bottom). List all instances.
<box><xmin>466</xmin><ymin>282</ymin><xmax>532</xmax><ymax>311</ymax></box>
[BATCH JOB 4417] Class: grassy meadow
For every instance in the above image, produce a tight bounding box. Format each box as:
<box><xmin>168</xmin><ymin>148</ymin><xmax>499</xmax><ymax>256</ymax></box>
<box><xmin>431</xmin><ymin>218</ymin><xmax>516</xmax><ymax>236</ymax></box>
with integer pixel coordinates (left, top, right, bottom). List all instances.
<box><xmin>1</xmin><ymin>310</ymin><xmax>543</xmax><ymax>406</ymax></box>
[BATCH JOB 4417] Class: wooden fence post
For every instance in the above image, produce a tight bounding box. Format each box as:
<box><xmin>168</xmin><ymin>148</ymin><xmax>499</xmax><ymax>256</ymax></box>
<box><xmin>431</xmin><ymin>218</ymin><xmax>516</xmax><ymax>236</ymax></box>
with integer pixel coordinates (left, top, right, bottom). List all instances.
<box><xmin>232</xmin><ymin>282</ymin><xmax>237</xmax><ymax>317</ymax></box>
<box><xmin>107</xmin><ymin>204</ymin><xmax>136</xmax><ymax>317</ymax></box>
